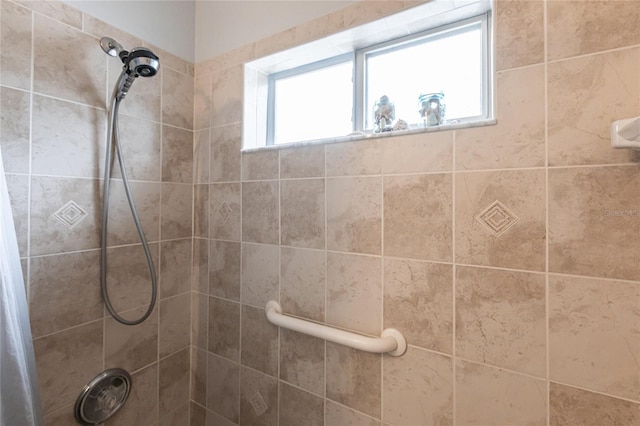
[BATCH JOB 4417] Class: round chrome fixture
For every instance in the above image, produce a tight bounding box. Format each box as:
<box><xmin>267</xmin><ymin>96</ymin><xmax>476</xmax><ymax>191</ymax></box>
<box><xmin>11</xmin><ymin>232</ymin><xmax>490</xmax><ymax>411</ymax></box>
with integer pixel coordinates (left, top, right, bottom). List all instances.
<box><xmin>100</xmin><ymin>37</ymin><xmax>124</xmax><ymax>57</ymax></box>
<box><xmin>74</xmin><ymin>368</ymin><xmax>131</xmax><ymax>425</ymax></box>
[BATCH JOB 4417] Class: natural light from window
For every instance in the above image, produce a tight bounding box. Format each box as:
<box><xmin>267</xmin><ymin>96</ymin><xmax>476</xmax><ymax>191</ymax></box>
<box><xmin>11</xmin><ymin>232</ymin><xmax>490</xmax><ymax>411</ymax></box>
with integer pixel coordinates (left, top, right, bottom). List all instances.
<box><xmin>250</xmin><ymin>8</ymin><xmax>492</xmax><ymax>148</ymax></box>
<box><xmin>273</xmin><ymin>61</ymin><xmax>353</xmax><ymax>145</ymax></box>
<box><xmin>365</xmin><ymin>22</ymin><xmax>483</xmax><ymax>130</ymax></box>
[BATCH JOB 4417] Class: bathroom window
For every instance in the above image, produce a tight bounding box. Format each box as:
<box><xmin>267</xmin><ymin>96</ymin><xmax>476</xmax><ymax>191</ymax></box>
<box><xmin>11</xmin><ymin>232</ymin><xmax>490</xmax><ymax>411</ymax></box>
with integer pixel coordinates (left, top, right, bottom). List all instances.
<box><xmin>245</xmin><ymin>4</ymin><xmax>493</xmax><ymax>149</ymax></box>
<box><xmin>360</xmin><ymin>16</ymin><xmax>488</xmax><ymax>131</ymax></box>
<box><xmin>268</xmin><ymin>54</ymin><xmax>354</xmax><ymax>145</ymax></box>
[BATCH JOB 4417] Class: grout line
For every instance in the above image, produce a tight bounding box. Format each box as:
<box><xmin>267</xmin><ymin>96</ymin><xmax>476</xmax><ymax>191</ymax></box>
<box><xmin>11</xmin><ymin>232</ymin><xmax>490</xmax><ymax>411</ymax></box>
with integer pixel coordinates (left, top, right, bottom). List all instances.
<box><xmin>22</xmin><ymin>173</ymin><xmax>186</xmax><ymax>183</ymax></box>
<box><xmin>546</xmin><ymin>43</ymin><xmax>640</xmax><ymax>66</ymax></box>
<box><xmin>209</xmin><ymin>120</ymin><xmax>243</xmax><ymax>131</ymax></box>
<box><xmin>238</xmin><ymin>134</ymin><xmax>244</xmax><ymax>426</ymax></box>
<box><xmin>546</xmin><ymin>162</ymin><xmax>640</xmax><ymax>170</ymax></box>
<box><xmin>276</xmin><ymin>151</ymin><xmax>282</xmax><ymax>426</ymax></box>
<box><xmin>496</xmin><ymin>61</ymin><xmax>546</xmax><ymax>74</ymax></box>
<box><xmin>204</xmin><ymin>124</ymin><xmax>212</xmax><ymax>419</ymax></box>
<box><xmin>187</xmin><ymin>274</ymin><xmax>194</xmax><ymax>409</ymax></box>
<box><xmin>205</xmin><ymin>130</ymin><xmax>212</xmax><ymax>241</ymax></box>
<box><xmin>205</xmin><ymin>299</ymin><xmax>211</xmax><ymax>416</ymax></box>
<box><xmin>278</xmin><ymin>176</ymin><xmax>326</xmax><ymax>182</ymax></box>
<box><xmin>99</xmin><ymin>12</ymin><xmax>109</xmax><ymax>376</ymax></box>
<box><xmin>323</xmin><ymin>143</ymin><xmax>329</xmax><ymax>423</ymax></box>
<box><xmin>379</xmin><ymin>161</ymin><xmax>385</xmax><ymax>424</ymax></box>
<box><xmin>454</xmin><ymin>264</ymin><xmax>640</xmax><ymax>286</ymax></box>
<box><xmin>128</xmin><ymin>358</ymin><xmax>159</xmax><ymax>376</ymax></box>
<box><xmin>161</xmin><ymin>121</ymin><xmax>197</xmax><ymax>133</ymax></box>
<box><xmin>277</xmin><ymin>378</ymin><xmax>325</xmax><ymax>401</ymax></box>
<box><xmin>240</xmin><ymin>177</ymin><xmax>280</xmax><ymax>183</ymax></box>
<box><xmin>277</xmin><ymin>380</ymin><xmax>281</xmax><ymax>426</ymax></box>
<box><xmin>276</xmin><ymin>148</ymin><xmax>282</xmax><ymax>420</ymax></box>
<box><xmin>158</xmin><ymin>65</ymin><xmax>165</xmax><ymax>243</ymax></box>
<box><xmin>28</xmin><ymin>237</ymin><xmax>188</xmax><ymax>257</ymax></box>
<box><xmin>25</xmin><ymin>7</ymin><xmax>86</xmax><ymax>37</ymax></box>
<box><xmin>187</xmin><ymin>81</ymin><xmax>196</xmax><ymax>411</ymax></box>
<box><xmin>405</xmin><ymin>343</ymin><xmax>454</xmax><ymax>360</ymax></box>
<box><xmin>324</xmin><ymin>398</ymin><xmax>382</xmax><ymax>423</ymax></box>
<box><xmin>544</xmin><ymin>271</ymin><xmax>640</xmax><ymax>286</ymax></box>
<box><xmin>25</xmin><ymin>8</ymin><xmax>35</xmax><ymax>305</ymax></box>
<box><xmin>103</xmin><ymin>18</ymin><xmax>110</xmax><ymax>109</ymax></box>
<box><xmin>454</xmin><ymin>262</ymin><xmax>545</xmax><ymax>276</ymax></box>
<box><xmin>156</xmin><ymin>60</ymin><xmax>164</xmax><ymax>425</ymax></box>
<box><xmin>29</xmin><ymin>90</ymin><xmax>109</xmax><ymax>112</ymax></box>
<box><xmin>157</xmin><ymin>244</ymin><xmax>162</xmax><ymax>366</ymax></box>
<box><xmin>494</xmin><ymin>44</ymin><xmax>640</xmax><ymax>74</ymax></box>
<box><xmin>207</xmin><ymin>350</ymin><xmax>242</xmax><ymax>369</ymax></box>
<box><xmin>324</xmin><ymin>170</ymin><xmax>455</xmax><ymax>180</ymax></box>
<box><xmin>0</xmin><ymin>83</ymin><xmax>31</xmax><ymax>94</ymax></box>
<box><xmin>32</xmin><ymin>318</ymin><xmax>104</xmax><ymax>341</ymax></box>
<box><xmin>547</xmin><ymin>380</ymin><xmax>640</xmax><ymax>405</ymax></box>
<box><xmin>155</xmin><ymin>347</ymin><xmax>160</xmax><ymax>422</ymax></box>
<box><xmin>16</xmin><ymin>162</ymin><xmax>640</xmax><ymax>183</ymax></box>
<box><xmin>544</xmin><ymin>2</ymin><xmax>551</xmax><ymax>424</ymax></box>
<box><xmin>157</xmin><ymin>345</ymin><xmax>191</xmax><ymax>364</ymax></box>
<box><xmin>455</xmin><ymin>356</ymin><xmax>547</xmax><ymax>383</ymax></box>
<box><xmin>234</xmin><ymin>242</ymin><xmax>401</xmax><ymax>261</ymax></box>
<box><xmin>451</xmin><ymin>128</ymin><xmax>457</xmax><ymax>426</ymax></box>
<box><xmin>1</xmin><ymin>172</ymin><xmax>31</xmax><ymax>178</ymax></box>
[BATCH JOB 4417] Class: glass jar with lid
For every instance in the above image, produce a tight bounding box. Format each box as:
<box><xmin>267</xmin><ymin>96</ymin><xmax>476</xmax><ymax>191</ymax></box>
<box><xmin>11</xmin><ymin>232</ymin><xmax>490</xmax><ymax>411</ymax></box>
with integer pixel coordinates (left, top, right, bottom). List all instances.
<box><xmin>418</xmin><ymin>92</ymin><xmax>446</xmax><ymax>126</ymax></box>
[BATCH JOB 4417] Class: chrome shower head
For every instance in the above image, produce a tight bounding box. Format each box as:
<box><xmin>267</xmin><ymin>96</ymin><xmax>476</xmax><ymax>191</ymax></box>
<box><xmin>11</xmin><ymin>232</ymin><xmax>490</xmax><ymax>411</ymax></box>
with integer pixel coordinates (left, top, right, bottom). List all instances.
<box><xmin>100</xmin><ymin>37</ymin><xmax>160</xmax><ymax>100</ymax></box>
<box><xmin>125</xmin><ymin>47</ymin><xmax>159</xmax><ymax>78</ymax></box>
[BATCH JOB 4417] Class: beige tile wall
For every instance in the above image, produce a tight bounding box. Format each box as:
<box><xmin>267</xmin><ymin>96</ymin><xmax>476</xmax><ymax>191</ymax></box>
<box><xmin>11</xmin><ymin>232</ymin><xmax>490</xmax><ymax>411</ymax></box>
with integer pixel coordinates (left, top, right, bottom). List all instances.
<box><xmin>1</xmin><ymin>0</ymin><xmax>194</xmax><ymax>424</ymax></box>
<box><xmin>192</xmin><ymin>1</ymin><xmax>640</xmax><ymax>425</ymax></box>
<box><xmin>3</xmin><ymin>0</ymin><xmax>639</xmax><ymax>425</ymax></box>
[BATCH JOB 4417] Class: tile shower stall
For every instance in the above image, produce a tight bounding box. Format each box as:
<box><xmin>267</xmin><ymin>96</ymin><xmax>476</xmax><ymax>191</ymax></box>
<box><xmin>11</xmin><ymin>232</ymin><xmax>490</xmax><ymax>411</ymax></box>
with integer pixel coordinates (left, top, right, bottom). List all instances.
<box><xmin>1</xmin><ymin>0</ymin><xmax>639</xmax><ymax>425</ymax></box>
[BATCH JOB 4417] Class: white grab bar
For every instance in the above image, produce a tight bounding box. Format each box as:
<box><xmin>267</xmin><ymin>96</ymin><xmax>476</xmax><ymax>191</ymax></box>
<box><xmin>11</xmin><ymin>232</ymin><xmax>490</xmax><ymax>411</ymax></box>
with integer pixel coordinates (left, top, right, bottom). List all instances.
<box><xmin>265</xmin><ymin>301</ymin><xmax>407</xmax><ymax>356</ymax></box>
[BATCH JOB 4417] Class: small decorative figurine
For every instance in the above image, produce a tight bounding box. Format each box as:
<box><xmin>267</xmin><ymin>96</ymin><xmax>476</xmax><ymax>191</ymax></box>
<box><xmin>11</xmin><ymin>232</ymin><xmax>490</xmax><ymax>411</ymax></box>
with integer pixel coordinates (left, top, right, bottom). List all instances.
<box><xmin>393</xmin><ymin>119</ymin><xmax>408</xmax><ymax>131</ymax></box>
<box><xmin>373</xmin><ymin>95</ymin><xmax>395</xmax><ymax>133</ymax></box>
<box><xmin>419</xmin><ymin>92</ymin><xmax>446</xmax><ymax>126</ymax></box>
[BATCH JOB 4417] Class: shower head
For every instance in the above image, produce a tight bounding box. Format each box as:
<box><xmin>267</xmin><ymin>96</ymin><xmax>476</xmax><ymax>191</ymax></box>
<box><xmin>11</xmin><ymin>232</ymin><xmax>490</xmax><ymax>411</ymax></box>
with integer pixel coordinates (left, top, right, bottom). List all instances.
<box><xmin>125</xmin><ymin>47</ymin><xmax>159</xmax><ymax>78</ymax></box>
<box><xmin>100</xmin><ymin>37</ymin><xmax>160</xmax><ymax>77</ymax></box>
<box><xmin>100</xmin><ymin>37</ymin><xmax>160</xmax><ymax>100</ymax></box>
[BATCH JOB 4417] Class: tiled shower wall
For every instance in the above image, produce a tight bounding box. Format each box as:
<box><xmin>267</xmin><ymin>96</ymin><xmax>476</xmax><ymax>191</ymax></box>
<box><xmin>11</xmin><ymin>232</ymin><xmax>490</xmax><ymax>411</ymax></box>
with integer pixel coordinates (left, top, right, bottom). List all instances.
<box><xmin>1</xmin><ymin>0</ymin><xmax>195</xmax><ymax>424</ymax></box>
<box><xmin>192</xmin><ymin>1</ymin><xmax>640</xmax><ymax>425</ymax></box>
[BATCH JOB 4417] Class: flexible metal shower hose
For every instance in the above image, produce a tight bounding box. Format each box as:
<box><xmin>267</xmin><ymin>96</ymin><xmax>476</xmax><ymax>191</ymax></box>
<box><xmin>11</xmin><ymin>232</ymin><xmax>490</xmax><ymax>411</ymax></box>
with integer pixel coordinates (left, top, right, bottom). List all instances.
<box><xmin>100</xmin><ymin>94</ymin><xmax>157</xmax><ymax>326</ymax></box>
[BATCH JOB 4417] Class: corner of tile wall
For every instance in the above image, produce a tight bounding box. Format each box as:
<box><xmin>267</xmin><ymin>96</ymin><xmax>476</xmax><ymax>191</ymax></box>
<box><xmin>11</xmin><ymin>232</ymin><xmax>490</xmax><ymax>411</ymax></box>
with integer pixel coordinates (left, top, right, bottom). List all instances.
<box><xmin>193</xmin><ymin>1</ymin><xmax>640</xmax><ymax>425</ymax></box>
<box><xmin>1</xmin><ymin>1</ymin><xmax>195</xmax><ymax>423</ymax></box>
<box><xmin>3</xmin><ymin>0</ymin><xmax>640</xmax><ymax>425</ymax></box>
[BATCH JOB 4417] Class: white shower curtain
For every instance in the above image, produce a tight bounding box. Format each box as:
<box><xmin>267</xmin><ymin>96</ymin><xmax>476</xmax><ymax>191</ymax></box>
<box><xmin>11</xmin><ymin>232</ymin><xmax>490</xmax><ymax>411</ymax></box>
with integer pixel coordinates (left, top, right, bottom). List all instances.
<box><xmin>0</xmin><ymin>148</ymin><xmax>43</xmax><ymax>426</ymax></box>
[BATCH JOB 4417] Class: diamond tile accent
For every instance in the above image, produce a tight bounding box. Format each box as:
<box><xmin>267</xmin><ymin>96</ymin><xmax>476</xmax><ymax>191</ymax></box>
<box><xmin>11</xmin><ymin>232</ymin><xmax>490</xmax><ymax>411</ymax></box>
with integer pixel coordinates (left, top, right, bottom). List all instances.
<box><xmin>217</xmin><ymin>201</ymin><xmax>232</xmax><ymax>221</ymax></box>
<box><xmin>476</xmin><ymin>200</ymin><xmax>520</xmax><ymax>237</ymax></box>
<box><xmin>249</xmin><ymin>391</ymin><xmax>268</xmax><ymax>416</ymax></box>
<box><xmin>52</xmin><ymin>200</ymin><xmax>88</xmax><ymax>230</ymax></box>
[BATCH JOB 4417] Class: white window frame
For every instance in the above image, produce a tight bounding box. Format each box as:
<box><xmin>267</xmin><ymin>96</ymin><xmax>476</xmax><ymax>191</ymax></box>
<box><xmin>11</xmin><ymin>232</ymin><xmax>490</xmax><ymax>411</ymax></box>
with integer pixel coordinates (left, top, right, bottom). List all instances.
<box><xmin>266</xmin><ymin>11</ymin><xmax>493</xmax><ymax>146</ymax></box>
<box><xmin>267</xmin><ymin>52</ymin><xmax>355</xmax><ymax>146</ymax></box>
<box><xmin>251</xmin><ymin>5</ymin><xmax>494</xmax><ymax>149</ymax></box>
<box><xmin>355</xmin><ymin>13</ymin><xmax>491</xmax><ymax>131</ymax></box>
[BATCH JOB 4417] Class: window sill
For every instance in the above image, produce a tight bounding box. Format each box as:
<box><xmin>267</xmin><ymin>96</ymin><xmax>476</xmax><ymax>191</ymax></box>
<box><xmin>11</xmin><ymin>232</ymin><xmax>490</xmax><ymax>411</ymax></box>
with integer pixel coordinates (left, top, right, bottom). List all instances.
<box><xmin>241</xmin><ymin>118</ymin><xmax>497</xmax><ymax>153</ymax></box>
<box><xmin>243</xmin><ymin>0</ymin><xmax>493</xmax><ymax>152</ymax></box>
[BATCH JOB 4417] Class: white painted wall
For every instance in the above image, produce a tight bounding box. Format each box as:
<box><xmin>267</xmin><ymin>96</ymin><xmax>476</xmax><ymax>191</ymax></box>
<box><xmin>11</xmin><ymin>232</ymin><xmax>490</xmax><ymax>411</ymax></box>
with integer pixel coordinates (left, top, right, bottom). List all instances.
<box><xmin>63</xmin><ymin>0</ymin><xmax>196</xmax><ymax>62</ymax></box>
<box><xmin>195</xmin><ymin>0</ymin><xmax>356</xmax><ymax>63</ymax></box>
